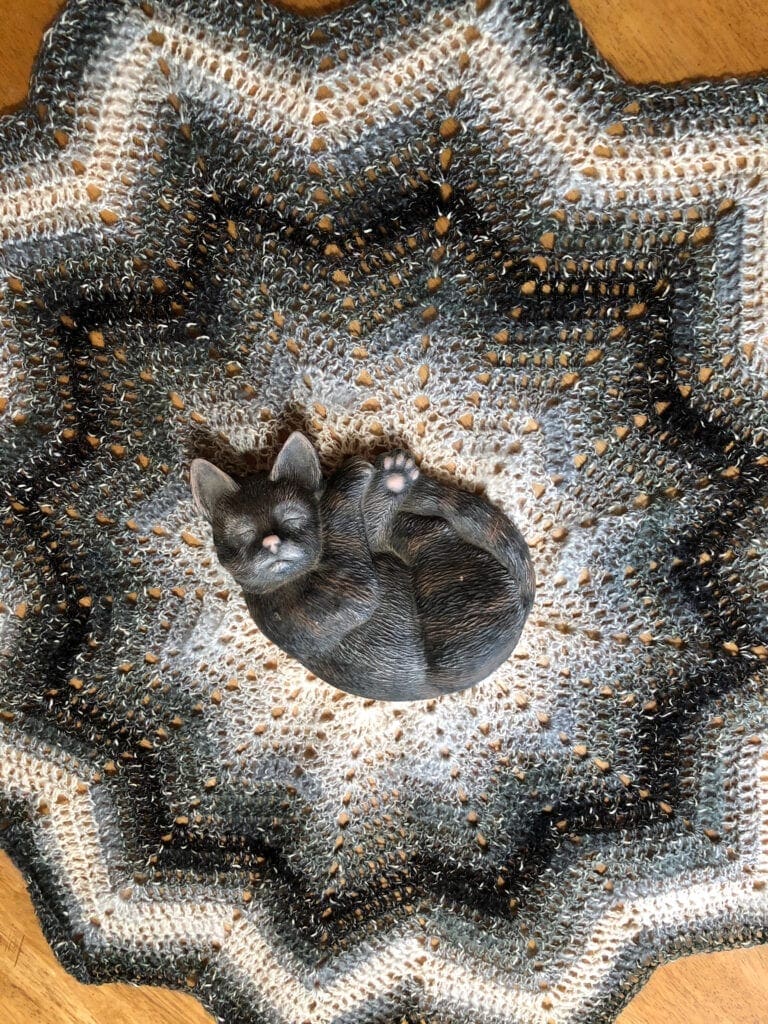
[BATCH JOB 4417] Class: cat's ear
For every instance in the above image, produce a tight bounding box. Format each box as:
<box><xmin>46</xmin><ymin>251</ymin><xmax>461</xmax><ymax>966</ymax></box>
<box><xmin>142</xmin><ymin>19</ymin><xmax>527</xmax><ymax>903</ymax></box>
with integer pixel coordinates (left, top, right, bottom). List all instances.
<box><xmin>270</xmin><ymin>432</ymin><xmax>322</xmax><ymax>491</ymax></box>
<box><xmin>190</xmin><ymin>459</ymin><xmax>240</xmax><ymax>522</ymax></box>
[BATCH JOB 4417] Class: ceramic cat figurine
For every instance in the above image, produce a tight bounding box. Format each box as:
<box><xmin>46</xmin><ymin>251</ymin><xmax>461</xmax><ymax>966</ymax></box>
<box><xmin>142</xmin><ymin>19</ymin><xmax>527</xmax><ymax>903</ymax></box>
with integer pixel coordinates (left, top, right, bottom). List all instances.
<box><xmin>190</xmin><ymin>433</ymin><xmax>535</xmax><ymax>701</ymax></box>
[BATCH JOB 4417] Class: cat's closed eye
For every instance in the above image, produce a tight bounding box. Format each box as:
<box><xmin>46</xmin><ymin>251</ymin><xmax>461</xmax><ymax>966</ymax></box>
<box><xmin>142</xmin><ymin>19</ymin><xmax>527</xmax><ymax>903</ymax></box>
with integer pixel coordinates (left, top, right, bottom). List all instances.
<box><xmin>232</xmin><ymin>525</ymin><xmax>258</xmax><ymax>543</ymax></box>
<box><xmin>275</xmin><ymin>504</ymin><xmax>309</xmax><ymax>531</ymax></box>
<box><xmin>218</xmin><ymin>521</ymin><xmax>260</xmax><ymax>552</ymax></box>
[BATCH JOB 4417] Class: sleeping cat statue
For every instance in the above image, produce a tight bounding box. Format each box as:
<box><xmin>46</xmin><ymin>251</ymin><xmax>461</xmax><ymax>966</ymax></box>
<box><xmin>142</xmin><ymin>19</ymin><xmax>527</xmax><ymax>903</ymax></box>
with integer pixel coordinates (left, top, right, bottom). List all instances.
<box><xmin>190</xmin><ymin>433</ymin><xmax>535</xmax><ymax>701</ymax></box>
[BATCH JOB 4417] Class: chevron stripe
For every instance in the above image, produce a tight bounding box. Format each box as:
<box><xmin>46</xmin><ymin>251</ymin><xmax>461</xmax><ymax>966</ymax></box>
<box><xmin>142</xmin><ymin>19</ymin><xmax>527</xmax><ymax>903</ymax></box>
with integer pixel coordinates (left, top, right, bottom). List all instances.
<box><xmin>1</xmin><ymin>4</ymin><xmax>767</xmax><ymax>1023</ymax></box>
<box><xmin>2</xmin><ymin>5</ymin><xmax>768</xmax><ymax>244</ymax></box>
<box><xmin>1</xmin><ymin>726</ymin><xmax>764</xmax><ymax>1024</ymax></box>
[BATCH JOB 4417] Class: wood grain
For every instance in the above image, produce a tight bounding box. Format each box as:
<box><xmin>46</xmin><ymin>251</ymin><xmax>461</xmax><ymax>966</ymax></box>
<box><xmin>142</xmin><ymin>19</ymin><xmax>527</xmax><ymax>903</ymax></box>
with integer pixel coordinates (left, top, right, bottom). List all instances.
<box><xmin>571</xmin><ymin>0</ymin><xmax>768</xmax><ymax>82</ymax></box>
<box><xmin>0</xmin><ymin>0</ymin><xmax>63</xmax><ymax>111</ymax></box>
<box><xmin>0</xmin><ymin>851</ymin><xmax>212</xmax><ymax>1024</ymax></box>
<box><xmin>1</xmin><ymin>0</ymin><xmax>767</xmax><ymax>1021</ymax></box>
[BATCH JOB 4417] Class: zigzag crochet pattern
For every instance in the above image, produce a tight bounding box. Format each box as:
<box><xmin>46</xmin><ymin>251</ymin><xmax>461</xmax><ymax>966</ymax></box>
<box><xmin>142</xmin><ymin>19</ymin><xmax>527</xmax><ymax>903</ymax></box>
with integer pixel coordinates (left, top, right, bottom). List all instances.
<box><xmin>0</xmin><ymin>1</ymin><xmax>766</xmax><ymax>1022</ymax></box>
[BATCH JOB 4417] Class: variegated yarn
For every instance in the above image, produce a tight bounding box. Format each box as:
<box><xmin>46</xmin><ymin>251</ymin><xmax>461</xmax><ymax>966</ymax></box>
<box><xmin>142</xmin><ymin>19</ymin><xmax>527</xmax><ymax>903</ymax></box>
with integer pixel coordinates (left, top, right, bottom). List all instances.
<box><xmin>0</xmin><ymin>1</ymin><xmax>766</xmax><ymax>1022</ymax></box>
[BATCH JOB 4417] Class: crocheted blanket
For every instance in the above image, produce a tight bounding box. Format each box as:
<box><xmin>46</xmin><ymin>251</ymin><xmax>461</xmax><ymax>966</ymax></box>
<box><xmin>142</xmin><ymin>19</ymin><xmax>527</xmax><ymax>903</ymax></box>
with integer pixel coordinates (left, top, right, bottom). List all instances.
<box><xmin>1</xmin><ymin>1</ymin><xmax>766</xmax><ymax>1022</ymax></box>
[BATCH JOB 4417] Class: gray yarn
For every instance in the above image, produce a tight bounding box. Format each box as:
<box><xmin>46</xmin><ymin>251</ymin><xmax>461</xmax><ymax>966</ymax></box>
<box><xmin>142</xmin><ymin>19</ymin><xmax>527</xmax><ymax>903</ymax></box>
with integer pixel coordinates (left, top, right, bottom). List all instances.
<box><xmin>0</xmin><ymin>1</ymin><xmax>766</xmax><ymax>1023</ymax></box>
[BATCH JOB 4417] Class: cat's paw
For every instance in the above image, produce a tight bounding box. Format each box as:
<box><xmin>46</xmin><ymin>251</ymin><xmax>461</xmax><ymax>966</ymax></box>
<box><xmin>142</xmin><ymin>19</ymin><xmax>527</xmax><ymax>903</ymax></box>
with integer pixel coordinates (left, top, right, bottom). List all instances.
<box><xmin>379</xmin><ymin>451</ymin><xmax>419</xmax><ymax>495</ymax></box>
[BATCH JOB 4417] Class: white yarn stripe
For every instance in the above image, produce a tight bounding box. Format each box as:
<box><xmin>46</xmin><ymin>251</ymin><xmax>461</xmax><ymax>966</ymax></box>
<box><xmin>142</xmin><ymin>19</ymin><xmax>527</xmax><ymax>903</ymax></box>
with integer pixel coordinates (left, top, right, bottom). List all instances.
<box><xmin>551</xmin><ymin>744</ymin><xmax>768</xmax><ymax>1021</ymax></box>
<box><xmin>2</xmin><ymin>8</ymin><xmax>768</xmax><ymax>243</ymax></box>
<box><xmin>737</xmin><ymin>196</ymin><xmax>768</xmax><ymax>377</ymax></box>
<box><xmin>0</xmin><ymin>731</ymin><xmax>764</xmax><ymax>1024</ymax></box>
<box><xmin>1</xmin><ymin>3</ymin><xmax>767</xmax><ymax>1018</ymax></box>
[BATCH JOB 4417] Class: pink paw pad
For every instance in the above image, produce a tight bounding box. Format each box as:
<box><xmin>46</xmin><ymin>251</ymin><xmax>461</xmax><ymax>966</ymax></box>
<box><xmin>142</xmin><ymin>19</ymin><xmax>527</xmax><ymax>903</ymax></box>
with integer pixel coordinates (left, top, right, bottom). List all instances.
<box><xmin>386</xmin><ymin>472</ymin><xmax>407</xmax><ymax>493</ymax></box>
<box><xmin>382</xmin><ymin>452</ymin><xmax>419</xmax><ymax>493</ymax></box>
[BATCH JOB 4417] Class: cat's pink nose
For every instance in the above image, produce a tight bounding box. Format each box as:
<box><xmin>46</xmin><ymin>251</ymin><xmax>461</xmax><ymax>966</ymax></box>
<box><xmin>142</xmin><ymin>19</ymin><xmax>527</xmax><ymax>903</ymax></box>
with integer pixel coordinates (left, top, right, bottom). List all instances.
<box><xmin>262</xmin><ymin>534</ymin><xmax>281</xmax><ymax>553</ymax></box>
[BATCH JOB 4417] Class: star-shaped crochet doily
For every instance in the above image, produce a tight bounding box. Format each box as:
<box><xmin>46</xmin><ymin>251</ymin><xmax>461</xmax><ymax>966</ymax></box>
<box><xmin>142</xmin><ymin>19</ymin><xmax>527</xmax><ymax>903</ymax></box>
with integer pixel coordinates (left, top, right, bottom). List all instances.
<box><xmin>0</xmin><ymin>1</ymin><xmax>766</xmax><ymax>1022</ymax></box>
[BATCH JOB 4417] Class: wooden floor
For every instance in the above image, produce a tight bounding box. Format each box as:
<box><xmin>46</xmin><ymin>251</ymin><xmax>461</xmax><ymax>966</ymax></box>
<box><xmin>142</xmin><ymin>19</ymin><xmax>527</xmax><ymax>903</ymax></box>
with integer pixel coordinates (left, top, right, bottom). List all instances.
<box><xmin>1</xmin><ymin>0</ymin><xmax>767</xmax><ymax>1020</ymax></box>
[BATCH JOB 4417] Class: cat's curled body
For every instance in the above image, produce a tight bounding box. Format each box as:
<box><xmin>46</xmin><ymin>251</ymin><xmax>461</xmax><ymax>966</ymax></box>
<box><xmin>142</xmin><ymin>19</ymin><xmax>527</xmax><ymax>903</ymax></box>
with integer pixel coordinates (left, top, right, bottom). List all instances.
<box><xmin>191</xmin><ymin>433</ymin><xmax>535</xmax><ymax>701</ymax></box>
